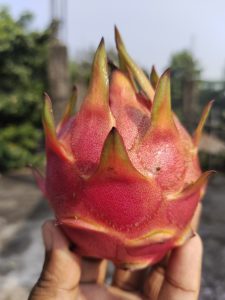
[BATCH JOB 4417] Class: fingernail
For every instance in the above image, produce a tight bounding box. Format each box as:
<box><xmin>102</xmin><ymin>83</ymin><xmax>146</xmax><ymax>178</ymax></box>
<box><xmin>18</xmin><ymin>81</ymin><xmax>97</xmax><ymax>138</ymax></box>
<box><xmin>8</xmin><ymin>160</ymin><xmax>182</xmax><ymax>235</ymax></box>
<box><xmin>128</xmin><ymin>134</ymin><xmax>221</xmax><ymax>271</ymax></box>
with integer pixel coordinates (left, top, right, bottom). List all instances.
<box><xmin>42</xmin><ymin>222</ymin><xmax>53</xmax><ymax>251</ymax></box>
<box><xmin>190</xmin><ymin>231</ymin><xmax>197</xmax><ymax>239</ymax></box>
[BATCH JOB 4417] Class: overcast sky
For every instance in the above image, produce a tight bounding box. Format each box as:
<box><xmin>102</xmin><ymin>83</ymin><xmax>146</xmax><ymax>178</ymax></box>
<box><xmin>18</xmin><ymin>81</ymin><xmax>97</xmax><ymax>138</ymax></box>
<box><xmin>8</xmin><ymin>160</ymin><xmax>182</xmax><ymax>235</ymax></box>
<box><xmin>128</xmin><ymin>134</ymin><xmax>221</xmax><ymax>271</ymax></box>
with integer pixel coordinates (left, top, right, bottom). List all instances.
<box><xmin>1</xmin><ymin>0</ymin><xmax>225</xmax><ymax>80</ymax></box>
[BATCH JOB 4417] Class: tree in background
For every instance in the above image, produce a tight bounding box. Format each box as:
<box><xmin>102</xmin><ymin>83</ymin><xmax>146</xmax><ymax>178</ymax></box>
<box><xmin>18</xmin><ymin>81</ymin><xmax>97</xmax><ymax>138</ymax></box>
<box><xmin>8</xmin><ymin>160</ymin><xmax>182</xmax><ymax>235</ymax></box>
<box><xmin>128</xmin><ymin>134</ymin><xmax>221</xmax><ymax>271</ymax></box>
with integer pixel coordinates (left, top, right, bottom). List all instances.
<box><xmin>0</xmin><ymin>8</ymin><xmax>51</xmax><ymax>171</ymax></box>
<box><xmin>169</xmin><ymin>50</ymin><xmax>201</xmax><ymax>131</ymax></box>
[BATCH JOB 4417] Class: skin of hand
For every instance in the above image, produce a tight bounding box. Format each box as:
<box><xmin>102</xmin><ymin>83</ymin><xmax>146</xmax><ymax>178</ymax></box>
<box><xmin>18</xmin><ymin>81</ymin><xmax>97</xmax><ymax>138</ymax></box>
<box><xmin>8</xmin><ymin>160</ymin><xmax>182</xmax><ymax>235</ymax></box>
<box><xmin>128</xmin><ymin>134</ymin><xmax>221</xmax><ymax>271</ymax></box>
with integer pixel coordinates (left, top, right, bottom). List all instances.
<box><xmin>29</xmin><ymin>204</ymin><xmax>203</xmax><ymax>300</ymax></box>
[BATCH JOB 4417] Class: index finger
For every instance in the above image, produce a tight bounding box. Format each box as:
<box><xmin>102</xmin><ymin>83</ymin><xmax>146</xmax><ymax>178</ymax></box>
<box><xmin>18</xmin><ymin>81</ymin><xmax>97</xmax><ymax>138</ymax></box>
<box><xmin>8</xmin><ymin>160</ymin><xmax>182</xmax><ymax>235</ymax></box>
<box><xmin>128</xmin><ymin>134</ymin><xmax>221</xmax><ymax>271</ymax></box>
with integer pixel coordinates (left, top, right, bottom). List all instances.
<box><xmin>80</xmin><ymin>258</ymin><xmax>108</xmax><ymax>284</ymax></box>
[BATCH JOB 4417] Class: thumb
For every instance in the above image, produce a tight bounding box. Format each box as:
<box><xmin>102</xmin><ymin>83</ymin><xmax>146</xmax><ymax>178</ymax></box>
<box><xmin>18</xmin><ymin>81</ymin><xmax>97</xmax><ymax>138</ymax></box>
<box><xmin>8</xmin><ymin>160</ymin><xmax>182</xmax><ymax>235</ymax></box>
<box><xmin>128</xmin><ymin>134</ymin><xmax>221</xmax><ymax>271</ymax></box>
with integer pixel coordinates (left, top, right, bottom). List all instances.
<box><xmin>158</xmin><ymin>234</ymin><xmax>203</xmax><ymax>300</ymax></box>
<box><xmin>29</xmin><ymin>220</ymin><xmax>81</xmax><ymax>300</ymax></box>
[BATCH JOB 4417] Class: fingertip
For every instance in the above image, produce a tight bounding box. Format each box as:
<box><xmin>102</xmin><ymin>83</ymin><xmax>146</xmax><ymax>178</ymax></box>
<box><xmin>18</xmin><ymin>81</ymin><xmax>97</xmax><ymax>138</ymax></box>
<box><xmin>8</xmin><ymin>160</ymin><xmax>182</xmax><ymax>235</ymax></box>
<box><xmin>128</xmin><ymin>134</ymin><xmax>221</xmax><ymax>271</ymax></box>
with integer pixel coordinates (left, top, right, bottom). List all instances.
<box><xmin>42</xmin><ymin>220</ymin><xmax>54</xmax><ymax>251</ymax></box>
<box><xmin>170</xmin><ymin>232</ymin><xmax>203</xmax><ymax>271</ymax></box>
<box><xmin>175</xmin><ymin>233</ymin><xmax>203</xmax><ymax>259</ymax></box>
<box><xmin>31</xmin><ymin>221</ymin><xmax>82</xmax><ymax>298</ymax></box>
<box><xmin>42</xmin><ymin>219</ymin><xmax>58</xmax><ymax>236</ymax></box>
<box><xmin>158</xmin><ymin>233</ymin><xmax>203</xmax><ymax>299</ymax></box>
<box><xmin>41</xmin><ymin>220</ymin><xmax>82</xmax><ymax>288</ymax></box>
<box><xmin>42</xmin><ymin>220</ymin><xmax>79</xmax><ymax>256</ymax></box>
<box><xmin>191</xmin><ymin>233</ymin><xmax>203</xmax><ymax>251</ymax></box>
<box><xmin>191</xmin><ymin>203</ymin><xmax>202</xmax><ymax>231</ymax></box>
<box><xmin>42</xmin><ymin>219</ymin><xmax>70</xmax><ymax>251</ymax></box>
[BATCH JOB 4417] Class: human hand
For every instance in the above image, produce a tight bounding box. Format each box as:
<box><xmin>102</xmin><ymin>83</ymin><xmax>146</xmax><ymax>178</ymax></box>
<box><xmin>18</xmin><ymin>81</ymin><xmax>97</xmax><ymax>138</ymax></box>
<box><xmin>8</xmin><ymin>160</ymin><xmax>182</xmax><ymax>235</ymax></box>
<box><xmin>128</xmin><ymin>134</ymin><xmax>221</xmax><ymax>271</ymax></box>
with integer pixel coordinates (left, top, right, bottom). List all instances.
<box><xmin>29</xmin><ymin>205</ymin><xmax>203</xmax><ymax>300</ymax></box>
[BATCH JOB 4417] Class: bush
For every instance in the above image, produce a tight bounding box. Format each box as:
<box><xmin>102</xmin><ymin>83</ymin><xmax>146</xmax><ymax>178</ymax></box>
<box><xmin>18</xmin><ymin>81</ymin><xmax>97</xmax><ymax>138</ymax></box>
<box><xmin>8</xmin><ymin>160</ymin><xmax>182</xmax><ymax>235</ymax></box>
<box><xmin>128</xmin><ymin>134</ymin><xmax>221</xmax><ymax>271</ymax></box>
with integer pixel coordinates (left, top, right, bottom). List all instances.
<box><xmin>0</xmin><ymin>8</ymin><xmax>51</xmax><ymax>171</ymax></box>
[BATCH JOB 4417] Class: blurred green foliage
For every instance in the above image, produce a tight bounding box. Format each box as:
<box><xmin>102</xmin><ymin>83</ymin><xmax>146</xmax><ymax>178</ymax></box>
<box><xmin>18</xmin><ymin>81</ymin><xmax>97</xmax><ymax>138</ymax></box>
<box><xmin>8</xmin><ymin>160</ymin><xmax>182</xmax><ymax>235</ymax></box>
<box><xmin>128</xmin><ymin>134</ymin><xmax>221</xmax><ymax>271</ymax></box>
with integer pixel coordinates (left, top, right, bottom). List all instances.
<box><xmin>170</xmin><ymin>50</ymin><xmax>225</xmax><ymax>171</ymax></box>
<box><xmin>69</xmin><ymin>60</ymin><xmax>91</xmax><ymax>86</ymax></box>
<box><xmin>170</xmin><ymin>50</ymin><xmax>225</xmax><ymax>136</ymax></box>
<box><xmin>169</xmin><ymin>50</ymin><xmax>201</xmax><ymax>117</ymax></box>
<box><xmin>0</xmin><ymin>8</ymin><xmax>50</xmax><ymax>171</ymax></box>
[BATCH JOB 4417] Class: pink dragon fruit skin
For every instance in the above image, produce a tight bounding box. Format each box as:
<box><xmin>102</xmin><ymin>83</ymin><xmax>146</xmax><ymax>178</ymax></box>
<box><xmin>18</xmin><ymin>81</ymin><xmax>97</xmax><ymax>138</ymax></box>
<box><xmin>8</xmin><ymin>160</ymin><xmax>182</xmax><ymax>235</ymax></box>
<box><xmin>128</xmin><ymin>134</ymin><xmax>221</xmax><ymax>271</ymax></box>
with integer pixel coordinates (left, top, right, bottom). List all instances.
<box><xmin>34</xmin><ymin>28</ymin><xmax>214</xmax><ymax>270</ymax></box>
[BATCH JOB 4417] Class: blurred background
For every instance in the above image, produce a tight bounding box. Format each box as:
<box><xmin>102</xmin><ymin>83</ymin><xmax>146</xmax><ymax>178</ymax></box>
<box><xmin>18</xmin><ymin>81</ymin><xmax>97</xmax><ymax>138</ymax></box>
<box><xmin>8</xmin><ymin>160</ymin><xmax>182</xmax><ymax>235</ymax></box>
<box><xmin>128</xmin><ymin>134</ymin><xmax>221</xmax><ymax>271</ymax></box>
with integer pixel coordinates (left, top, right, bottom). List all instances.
<box><xmin>0</xmin><ymin>0</ymin><xmax>224</xmax><ymax>299</ymax></box>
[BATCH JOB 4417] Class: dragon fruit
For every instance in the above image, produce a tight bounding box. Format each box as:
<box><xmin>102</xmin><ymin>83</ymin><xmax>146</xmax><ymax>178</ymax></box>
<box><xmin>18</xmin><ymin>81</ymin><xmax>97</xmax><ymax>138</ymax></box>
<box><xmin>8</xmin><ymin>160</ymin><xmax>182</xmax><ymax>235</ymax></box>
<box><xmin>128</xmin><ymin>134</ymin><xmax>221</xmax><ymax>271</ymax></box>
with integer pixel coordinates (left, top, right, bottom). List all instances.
<box><xmin>34</xmin><ymin>28</ymin><xmax>213</xmax><ymax>269</ymax></box>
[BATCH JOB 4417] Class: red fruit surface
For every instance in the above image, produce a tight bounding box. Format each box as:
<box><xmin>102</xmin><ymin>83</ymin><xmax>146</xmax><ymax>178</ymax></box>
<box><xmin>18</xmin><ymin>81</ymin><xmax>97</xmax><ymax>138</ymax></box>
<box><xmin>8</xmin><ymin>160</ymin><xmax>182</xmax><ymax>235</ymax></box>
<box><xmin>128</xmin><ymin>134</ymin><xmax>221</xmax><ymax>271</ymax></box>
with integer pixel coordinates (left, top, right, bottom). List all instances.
<box><xmin>34</xmin><ymin>30</ymin><xmax>213</xmax><ymax>269</ymax></box>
